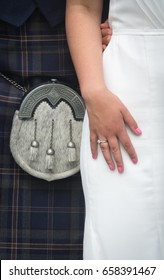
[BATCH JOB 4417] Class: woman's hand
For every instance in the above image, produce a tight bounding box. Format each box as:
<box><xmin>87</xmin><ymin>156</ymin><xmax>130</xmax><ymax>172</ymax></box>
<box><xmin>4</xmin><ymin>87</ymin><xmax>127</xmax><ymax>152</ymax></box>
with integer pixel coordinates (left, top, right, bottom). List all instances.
<box><xmin>100</xmin><ymin>20</ymin><xmax>112</xmax><ymax>51</ymax></box>
<box><xmin>85</xmin><ymin>87</ymin><xmax>142</xmax><ymax>173</ymax></box>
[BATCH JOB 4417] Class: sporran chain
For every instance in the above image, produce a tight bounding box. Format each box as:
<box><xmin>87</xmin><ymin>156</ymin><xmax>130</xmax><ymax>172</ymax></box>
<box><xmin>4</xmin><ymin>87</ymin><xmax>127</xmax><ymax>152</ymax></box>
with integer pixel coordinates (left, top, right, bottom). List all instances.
<box><xmin>0</xmin><ymin>71</ymin><xmax>27</xmax><ymax>93</ymax></box>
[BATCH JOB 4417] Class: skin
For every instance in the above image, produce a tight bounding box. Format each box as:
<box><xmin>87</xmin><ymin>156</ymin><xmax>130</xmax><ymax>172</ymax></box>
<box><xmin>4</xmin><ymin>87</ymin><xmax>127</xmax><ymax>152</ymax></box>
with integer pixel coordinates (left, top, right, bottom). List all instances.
<box><xmin>66</xmin><ymin>0</ymin><xmax>142</xmax><ymax>173</ymax></box>
<box><xmin>101</xmin><ymin>20</ymin><xmax>112</xmax><ymax>50</ymax></box>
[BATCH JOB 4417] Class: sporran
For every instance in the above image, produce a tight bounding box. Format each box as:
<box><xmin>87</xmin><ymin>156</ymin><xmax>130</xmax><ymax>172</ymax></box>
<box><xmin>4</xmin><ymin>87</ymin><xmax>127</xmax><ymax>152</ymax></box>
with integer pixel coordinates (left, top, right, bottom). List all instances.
<box><xmin>1</xmin><ymin>74</ymin><xmax>85</xmax><ymax>181</ymax></box>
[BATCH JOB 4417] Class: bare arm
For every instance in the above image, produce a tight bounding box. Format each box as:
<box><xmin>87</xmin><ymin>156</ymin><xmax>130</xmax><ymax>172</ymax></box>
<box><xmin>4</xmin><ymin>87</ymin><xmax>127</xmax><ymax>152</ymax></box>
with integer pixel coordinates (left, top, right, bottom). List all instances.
<box><xmin>66</xmin><ymin>0</ymin><xmax>142</xmax><ymax>173</ymax></box>
<box><xmin>66</xmin><ymin>0</ymin><xmax>104</xmax><ymax>93</ymax></box>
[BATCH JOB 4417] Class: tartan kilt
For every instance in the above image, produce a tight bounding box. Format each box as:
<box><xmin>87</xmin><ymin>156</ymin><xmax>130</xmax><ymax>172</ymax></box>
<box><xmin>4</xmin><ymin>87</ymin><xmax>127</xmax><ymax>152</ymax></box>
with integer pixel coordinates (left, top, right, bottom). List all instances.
<box><xmin>0</xmin><ymin>10</ymin><xmax>84</xmax><ymax>260</ymax></box>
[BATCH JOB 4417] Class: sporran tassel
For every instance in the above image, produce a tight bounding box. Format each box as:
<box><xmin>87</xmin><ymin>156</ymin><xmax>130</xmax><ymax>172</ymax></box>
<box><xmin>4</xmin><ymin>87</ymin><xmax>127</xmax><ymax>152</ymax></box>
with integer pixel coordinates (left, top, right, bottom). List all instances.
<box><xmin>67</xmin><ymin>120</ymin><xmax>76</xmax><ymax>162</ymax></box>
<box><xmin>45</xmin><ymin>148</ymin><xmax>55</xmax><ymax>170</ymax></box>
<box><xmin>45</xmin><ymin>120</ymin><xmax>55</xmax><ymax>170</ymax></box>
<box><xmin>30</xmin><ymin>119</ymin><xmax>39</xmax><ymax>161</ymax></box>
<box><xmin>30</xmin><ymin>140</ymin><xmax>39</xmax><ymax>161</ymax></box>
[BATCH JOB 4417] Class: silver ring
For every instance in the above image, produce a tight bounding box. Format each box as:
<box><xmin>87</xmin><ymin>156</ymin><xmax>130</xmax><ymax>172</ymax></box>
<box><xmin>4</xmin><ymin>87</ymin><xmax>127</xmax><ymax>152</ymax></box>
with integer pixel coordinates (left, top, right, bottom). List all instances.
<box><xmin>97</xmin><ymin>139</ymin><xmax>108</xmax><ymax>144</ymax></box>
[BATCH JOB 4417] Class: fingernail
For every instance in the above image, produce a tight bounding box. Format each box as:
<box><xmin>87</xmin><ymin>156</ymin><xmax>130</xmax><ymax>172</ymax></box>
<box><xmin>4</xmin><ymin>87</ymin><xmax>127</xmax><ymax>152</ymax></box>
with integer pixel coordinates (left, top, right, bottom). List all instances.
<box><xmin>109</xmin><ymin>164</ymin><xmax>114</xmax><ymax>171</ymax></box>
<box><xmin>135</xmin><ymin>127</ymin><xmax>142</xmax><ymax>135</ymax></box>
<box><xmin>92</xmin><ymin>154</ymin><xmax>96</xmax><ymax>159</ymax></box>
<box><xmin>132</xmin><ymin>158</ymin><xmax>138</xmax><ymax>164</ymax></box>
<box><xmin>118</xmin><ymin>166</ymin><xmax>123</xmax><ymax>173</ymax></box>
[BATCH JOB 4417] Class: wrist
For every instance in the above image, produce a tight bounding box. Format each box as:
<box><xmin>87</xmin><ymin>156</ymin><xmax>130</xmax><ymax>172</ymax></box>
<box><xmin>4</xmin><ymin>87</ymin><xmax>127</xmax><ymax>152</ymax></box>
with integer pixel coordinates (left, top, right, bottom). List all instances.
<box><xmin>80</xmin><ymin>84</ymin><xmax>107</xmax><ymax>102</ymax></box>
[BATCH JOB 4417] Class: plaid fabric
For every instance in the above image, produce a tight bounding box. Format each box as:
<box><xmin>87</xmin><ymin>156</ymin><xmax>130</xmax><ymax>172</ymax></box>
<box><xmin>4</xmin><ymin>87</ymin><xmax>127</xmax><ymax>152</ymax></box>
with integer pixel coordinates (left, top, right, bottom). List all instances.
<box><xmin>0</xmin><ymin>9</ymin><xmax>84</xmax><ymax>260</ymax></box>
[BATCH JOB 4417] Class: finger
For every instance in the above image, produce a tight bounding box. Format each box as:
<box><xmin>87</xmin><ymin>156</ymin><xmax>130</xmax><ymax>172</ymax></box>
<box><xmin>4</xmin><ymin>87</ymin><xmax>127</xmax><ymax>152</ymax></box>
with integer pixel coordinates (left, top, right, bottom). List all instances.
<box><xmin>100</xmin><ymin>20</ymin><xmax>109</xmax><ymax>29</ymax></box>
<box><xmin>90</xmin><ymin>133</ymin><xmax>98</xmax><ymax>159</ymax></box>
<box><xmin>101</xmin><ymin>28</ymin><xmax>112</xmax><ymax>38</ymax></box>
<box><xmin>118</xmin><ymin>127</ymin><xmax>138</xmax><ymax>164</ymax></box>
<box><xmin>99</xmin><ymin>142</ymin><xmax>115</xmax><ymax>170</ymax></box>
<box><xmin>102</xmin><ymin>35</ymin><xmax>111</xmax><ymax>46</ymax></box>
<box><xmin>108</xmin><ymin>137</ymin><xmax>124</xmax><ymax>173</ymax></box>
<box><xmin>102</xmin><ymin>44</ymin><xmax>107</xmax><ymax>51</ymax></box>
<box><xmin>122</xmin><ymin>108</ymin><xmax>142</xmax><ymax>135</ymax></box>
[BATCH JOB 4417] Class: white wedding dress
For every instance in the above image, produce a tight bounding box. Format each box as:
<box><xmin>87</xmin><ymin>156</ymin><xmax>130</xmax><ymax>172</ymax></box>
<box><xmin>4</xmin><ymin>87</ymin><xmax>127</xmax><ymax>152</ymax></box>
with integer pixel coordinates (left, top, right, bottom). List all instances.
<box><xmin>81</xmin><ymin>0</ymin><xmax>164</xmax><ymax>259</ymax></box>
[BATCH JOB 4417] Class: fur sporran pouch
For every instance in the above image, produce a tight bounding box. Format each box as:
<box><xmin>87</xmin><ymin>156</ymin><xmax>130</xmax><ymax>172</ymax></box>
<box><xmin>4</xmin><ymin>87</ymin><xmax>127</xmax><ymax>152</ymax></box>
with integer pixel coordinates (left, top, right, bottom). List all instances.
<box><xmin>9</xmin><ymin>79</ymin><xmax>85</xmax><ymax>181</ymax></box>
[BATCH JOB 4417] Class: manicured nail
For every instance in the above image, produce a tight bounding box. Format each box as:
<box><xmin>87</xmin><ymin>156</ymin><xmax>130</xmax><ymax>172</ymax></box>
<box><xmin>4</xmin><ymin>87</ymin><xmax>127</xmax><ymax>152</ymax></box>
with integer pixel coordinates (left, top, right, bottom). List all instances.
<box><xmin>132</xmin><ymin>158</ymin><xmax>138</xmax><ymax>164</ymax></box>
<box><xmin>118</xmin><ymin>166</ymin><xmax>123</xmax><ymax>173</ymax></box>
<box><xmin>109</xmin><ymin>164</ymin><xmax>114</xmax><ymax>171</ymax></box>
<box><xmin>135</xmin><ymin>127</ymin><xmax>142</xmax><ymax>135</ymax></box>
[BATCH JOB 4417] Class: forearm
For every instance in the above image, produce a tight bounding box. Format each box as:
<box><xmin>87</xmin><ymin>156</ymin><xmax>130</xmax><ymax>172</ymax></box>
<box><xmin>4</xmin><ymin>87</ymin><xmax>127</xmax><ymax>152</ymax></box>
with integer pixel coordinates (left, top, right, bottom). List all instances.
<box><xmin>66</xmin><ymin>0</ymin><xmax>106</xmax><ymax>101</ymax></box>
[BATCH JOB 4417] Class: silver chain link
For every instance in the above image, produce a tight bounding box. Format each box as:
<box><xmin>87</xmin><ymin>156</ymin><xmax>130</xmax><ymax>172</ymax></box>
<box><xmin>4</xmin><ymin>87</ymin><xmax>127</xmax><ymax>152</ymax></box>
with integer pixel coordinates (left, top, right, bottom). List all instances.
<box><xmin>0</xmin><ymin>71</ymin><xmax>27</xmax><ymax>93</ymax></box>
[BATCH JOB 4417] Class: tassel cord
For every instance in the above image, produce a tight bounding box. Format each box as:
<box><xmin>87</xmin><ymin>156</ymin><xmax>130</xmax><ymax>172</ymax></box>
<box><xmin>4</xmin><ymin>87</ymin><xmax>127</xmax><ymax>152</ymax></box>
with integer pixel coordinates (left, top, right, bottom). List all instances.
<box><xmin>30</xmin><ymin>119</ymin><xmax>39</xmax><ymax>161</ymax></box>
<box><xmin>67</xmin><ymin>120</ymin><xmax>77</xmax><ymax>162</ymax></box>
<box><xmin>45</xmin><ymin>120</ymin><xmax>55</xmax><ymax>170</ymax></box>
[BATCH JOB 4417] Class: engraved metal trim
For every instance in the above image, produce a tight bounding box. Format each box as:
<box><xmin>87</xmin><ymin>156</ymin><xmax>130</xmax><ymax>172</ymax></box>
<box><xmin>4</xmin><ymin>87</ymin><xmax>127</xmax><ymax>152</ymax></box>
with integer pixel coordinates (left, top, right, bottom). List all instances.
<box><xmin>18</xmin><ymin>82</ymin><xmax>85</xmax><ymax>121</ymax></box>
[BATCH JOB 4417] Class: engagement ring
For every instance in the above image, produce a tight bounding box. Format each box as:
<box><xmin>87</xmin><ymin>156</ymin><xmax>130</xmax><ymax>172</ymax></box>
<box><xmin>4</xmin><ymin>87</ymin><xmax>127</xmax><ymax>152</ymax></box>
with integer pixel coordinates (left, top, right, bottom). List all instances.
<box><xmin>97</xmin><ymin>139</ymin><xmax>108</xmax><ymax>144</ymax></box>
